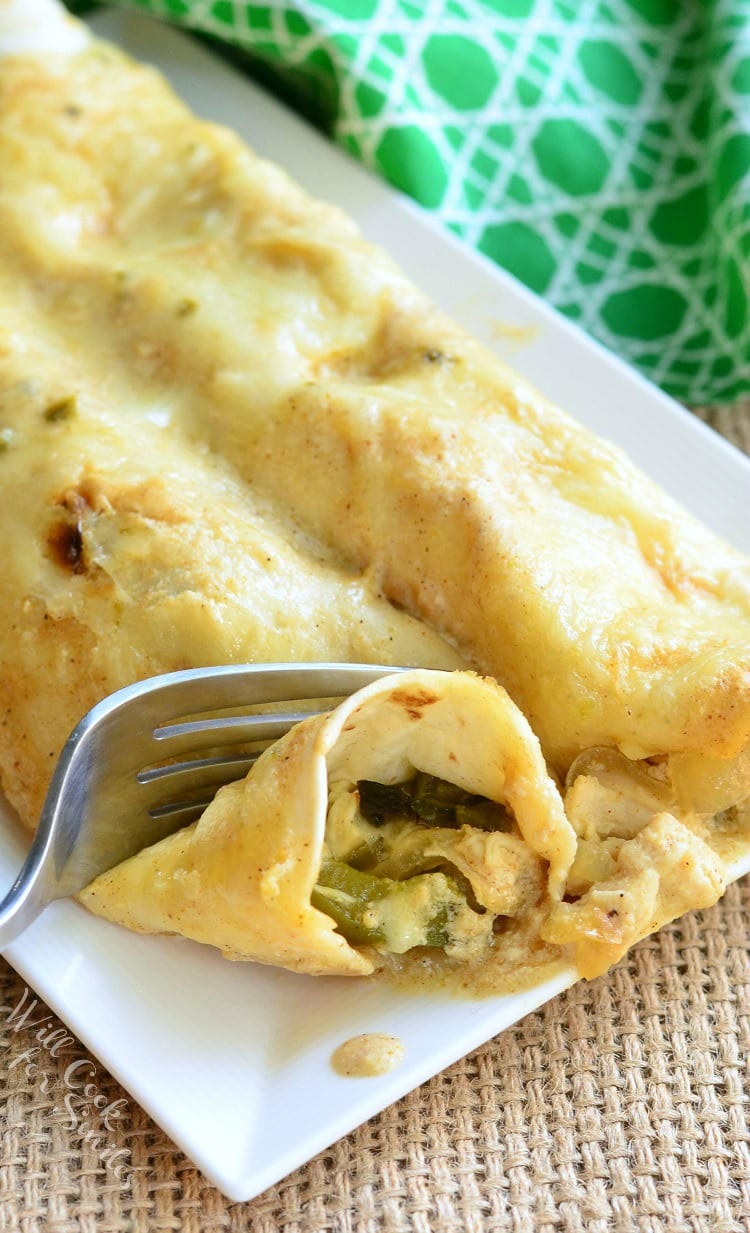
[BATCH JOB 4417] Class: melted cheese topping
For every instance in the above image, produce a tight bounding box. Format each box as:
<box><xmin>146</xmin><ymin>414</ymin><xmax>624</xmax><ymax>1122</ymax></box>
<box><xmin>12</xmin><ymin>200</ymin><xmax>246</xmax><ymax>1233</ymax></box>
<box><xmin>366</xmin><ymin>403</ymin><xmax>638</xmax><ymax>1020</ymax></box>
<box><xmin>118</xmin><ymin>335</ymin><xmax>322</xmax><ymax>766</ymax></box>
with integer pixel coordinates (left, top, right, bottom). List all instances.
<box><xmin>0</xmin><ymin>38</ymin><xmax>748</xmax><ymax>791</ymax></box>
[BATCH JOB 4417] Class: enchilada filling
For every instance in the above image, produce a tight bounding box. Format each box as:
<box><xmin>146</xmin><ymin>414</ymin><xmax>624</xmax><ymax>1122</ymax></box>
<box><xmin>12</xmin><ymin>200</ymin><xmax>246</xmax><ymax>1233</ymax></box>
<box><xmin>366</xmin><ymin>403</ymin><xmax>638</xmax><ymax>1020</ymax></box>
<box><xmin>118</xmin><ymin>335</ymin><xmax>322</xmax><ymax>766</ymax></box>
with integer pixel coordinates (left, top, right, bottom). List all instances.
<box><xmin>540</xmin><ymin>745</ymin><xmax>750</xmax><ymax>978</ymax></box>
<box><xmin>313</xmin><ymin>744</ymin><xmax>750</xmax><ymax>971</ymax></box>
<box><xmin>314</xmin><ymin>773</ymin><xmax>543</xmax><ymax>960</ymax></box>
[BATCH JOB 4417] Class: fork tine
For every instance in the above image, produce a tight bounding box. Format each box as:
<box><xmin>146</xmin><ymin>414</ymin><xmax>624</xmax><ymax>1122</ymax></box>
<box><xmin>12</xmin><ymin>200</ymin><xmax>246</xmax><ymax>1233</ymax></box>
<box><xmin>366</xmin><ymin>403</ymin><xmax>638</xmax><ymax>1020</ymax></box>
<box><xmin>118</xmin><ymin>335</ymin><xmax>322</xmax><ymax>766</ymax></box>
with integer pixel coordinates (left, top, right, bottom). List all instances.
<box><xmin>121</xmin><ymin>663</ymin><xmax>394</xmax><ymax>733</ymax></box>
<box><xmin>148</xmin><ymin>798</ymin><xmax>216</xmax><ymax>825</ymax></box>
<box><xmin>151</xmin><ymin>710</ymin><xmax>319</xmax><ymax>759</ymax></box>
<box><xmin>124</xmin><ymin>664</ymin><xmax>403</xmax><ymax>820</ymax></box>
<box><xmin>136</xmin><ymin>754</ymin><xmax>258</xmax><ymax>808</ymax></box>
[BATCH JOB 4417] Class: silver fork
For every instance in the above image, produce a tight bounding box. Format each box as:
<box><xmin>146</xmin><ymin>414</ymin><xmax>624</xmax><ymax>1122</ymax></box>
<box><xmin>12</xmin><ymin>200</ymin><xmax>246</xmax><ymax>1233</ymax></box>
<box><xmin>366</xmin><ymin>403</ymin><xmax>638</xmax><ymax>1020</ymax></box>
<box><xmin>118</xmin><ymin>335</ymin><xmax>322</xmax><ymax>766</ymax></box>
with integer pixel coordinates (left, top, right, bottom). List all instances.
<box><xmin>0</xmin><ymin>662</ymin><xmax>400</xmax><ymax>948</ymax></box>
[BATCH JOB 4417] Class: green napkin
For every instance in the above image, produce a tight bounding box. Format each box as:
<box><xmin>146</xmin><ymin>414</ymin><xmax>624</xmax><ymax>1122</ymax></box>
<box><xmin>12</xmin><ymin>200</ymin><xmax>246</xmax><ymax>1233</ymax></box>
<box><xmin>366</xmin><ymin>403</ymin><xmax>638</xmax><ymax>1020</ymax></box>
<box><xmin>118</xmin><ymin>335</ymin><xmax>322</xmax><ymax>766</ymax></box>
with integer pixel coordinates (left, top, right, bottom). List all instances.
<box><xmin>101</xmin><ymin>1</ymin><xmax>750</xmax><ymax>405</ymax></box>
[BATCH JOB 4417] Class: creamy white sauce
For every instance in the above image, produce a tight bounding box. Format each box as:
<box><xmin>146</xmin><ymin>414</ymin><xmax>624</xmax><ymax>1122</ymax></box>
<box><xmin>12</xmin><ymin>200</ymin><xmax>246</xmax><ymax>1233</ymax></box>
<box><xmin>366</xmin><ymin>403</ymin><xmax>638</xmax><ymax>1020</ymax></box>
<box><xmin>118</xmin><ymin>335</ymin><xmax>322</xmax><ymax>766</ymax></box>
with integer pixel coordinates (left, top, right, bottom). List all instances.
<box><xmin>331</xmin><ymin>1033</ymin><xmax>405</xmax><ymax>1078</ymax></box>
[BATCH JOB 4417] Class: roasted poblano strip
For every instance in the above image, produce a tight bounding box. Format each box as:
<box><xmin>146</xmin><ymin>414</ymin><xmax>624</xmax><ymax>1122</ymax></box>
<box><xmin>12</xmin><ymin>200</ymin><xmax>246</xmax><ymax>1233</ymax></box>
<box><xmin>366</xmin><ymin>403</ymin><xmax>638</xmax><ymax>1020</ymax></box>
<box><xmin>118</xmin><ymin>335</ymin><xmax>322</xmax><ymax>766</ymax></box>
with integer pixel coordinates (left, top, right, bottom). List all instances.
<box><xmin>358</xmin><ymin>772</ymin><xmax>512</xmax><ymax>832</ymax></box>
<box><xmin>312</xmin><ymin>859</ymin><xmax>492</xmax><ymax>954</ymax></box>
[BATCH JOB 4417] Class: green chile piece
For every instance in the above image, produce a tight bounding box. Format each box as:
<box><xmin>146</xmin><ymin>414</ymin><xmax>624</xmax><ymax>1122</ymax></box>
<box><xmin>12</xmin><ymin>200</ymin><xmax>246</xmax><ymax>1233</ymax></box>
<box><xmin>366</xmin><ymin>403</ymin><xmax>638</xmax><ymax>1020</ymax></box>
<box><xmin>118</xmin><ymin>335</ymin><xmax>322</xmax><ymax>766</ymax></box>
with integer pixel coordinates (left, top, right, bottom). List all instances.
<box><xmin>355</xmin><ymin>780</ymin><xmax>416</xmax><ymax>827</ymax></box>
<box><xmin>312</xmin><ymin>858</ymin><xmax>467</xmax><ymax>952</ymax></box>
<box><xmin>357</xmin><ymin>772</ymin><xmax>512</xmax><ymax>832</ymax></box>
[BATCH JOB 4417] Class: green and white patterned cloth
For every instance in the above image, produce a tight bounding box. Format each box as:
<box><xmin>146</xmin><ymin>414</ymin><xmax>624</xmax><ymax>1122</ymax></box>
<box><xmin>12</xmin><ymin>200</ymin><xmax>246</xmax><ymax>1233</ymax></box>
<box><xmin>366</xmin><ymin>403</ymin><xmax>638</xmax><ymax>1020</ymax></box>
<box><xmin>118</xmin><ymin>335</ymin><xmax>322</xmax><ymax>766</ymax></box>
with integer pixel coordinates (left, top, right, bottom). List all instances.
<box><xmin>100</xmin><ymin>0</ymin><xmax>750</xmax><ymax>404</ymax></box>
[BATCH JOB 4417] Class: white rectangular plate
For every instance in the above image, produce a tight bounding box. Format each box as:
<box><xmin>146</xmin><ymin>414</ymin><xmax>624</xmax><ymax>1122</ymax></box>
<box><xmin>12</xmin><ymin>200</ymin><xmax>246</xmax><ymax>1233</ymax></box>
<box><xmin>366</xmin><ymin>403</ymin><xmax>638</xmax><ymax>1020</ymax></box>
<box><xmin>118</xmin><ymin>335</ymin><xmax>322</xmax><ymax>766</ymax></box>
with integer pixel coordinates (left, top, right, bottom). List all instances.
<box><xmin>2</xmin><ymin>8</ymin><xmax>749</xmax><ymax>1204</ymax></box>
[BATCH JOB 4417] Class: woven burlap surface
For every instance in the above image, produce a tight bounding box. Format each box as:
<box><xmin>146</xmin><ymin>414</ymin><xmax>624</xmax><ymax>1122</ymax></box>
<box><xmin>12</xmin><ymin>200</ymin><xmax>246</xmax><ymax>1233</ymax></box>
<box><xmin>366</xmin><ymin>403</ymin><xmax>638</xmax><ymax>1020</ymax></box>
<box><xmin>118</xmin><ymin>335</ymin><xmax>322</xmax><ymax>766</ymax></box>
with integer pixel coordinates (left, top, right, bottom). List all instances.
<box><xmin>1</xmin><ymin>403</ymin><xmax>749</xmax><ymax>1233</ymax></box>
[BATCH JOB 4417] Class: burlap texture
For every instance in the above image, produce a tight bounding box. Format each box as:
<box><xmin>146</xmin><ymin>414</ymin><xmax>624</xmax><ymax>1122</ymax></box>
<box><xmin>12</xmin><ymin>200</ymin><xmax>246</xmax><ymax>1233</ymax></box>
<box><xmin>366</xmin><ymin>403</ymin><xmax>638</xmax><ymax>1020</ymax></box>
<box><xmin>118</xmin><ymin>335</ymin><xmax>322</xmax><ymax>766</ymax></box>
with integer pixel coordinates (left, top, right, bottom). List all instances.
<box><xmin>1</xmin><ymin>402</ymin><xmax>749</xmax><ymax>1231</ymax></box>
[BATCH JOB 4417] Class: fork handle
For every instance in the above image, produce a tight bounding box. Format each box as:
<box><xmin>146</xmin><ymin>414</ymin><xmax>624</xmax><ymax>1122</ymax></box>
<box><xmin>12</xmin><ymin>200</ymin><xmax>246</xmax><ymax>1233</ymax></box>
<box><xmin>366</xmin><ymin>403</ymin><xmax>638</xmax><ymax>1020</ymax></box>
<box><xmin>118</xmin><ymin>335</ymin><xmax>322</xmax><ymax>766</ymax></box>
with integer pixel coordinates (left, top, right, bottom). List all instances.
<box><xmin>0</xmin><ymin>710</ymin><xmax>90</xmax><ymax>948</ymax></box>
<box><xmin>0</xmin><ymin>831</ymin><xmax>54</xmax><ymax>949</ymax></box>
